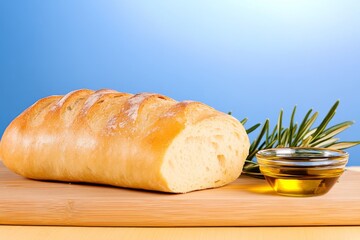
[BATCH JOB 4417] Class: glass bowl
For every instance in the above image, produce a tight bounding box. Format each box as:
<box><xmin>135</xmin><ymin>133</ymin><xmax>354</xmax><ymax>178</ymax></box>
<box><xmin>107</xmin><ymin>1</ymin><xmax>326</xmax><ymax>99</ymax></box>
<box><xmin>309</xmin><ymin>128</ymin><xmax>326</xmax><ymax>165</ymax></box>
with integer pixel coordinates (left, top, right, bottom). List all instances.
<box><xmin>256</xmin><ymin>147</ymin><xmax>349</xmax><ymax>197</ymax></box>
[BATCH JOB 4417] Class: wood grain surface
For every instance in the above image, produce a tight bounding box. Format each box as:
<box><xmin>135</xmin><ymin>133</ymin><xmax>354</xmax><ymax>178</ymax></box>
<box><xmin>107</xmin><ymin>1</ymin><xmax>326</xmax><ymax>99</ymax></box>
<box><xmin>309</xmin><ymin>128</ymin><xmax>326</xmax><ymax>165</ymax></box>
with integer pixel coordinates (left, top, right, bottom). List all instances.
<box><xmin>0</xmin><ymin>162</ymin><xmax>359</xmax><ymax>227</ymax></box>
<box><xmin>1</xmin><ymin>226</ymin><xmax>360</xmax><ymax>240</ymax></box>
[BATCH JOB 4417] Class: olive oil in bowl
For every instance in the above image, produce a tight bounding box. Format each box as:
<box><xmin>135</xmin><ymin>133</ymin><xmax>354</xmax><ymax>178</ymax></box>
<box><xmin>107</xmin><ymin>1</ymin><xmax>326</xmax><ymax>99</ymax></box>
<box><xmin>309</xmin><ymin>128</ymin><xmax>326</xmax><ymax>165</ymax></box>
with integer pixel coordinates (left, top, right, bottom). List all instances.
<box><xmin>256</xmin><ymin>148</ymin><xmax>348</xmax><ymax>197</ymax></box>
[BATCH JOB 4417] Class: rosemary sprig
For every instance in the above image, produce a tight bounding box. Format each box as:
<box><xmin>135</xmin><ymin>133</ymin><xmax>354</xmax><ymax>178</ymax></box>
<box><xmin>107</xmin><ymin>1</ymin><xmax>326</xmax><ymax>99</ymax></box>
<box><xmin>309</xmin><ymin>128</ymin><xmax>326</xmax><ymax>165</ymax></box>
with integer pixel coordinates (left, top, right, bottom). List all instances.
<box><xmin>238</xmin><ymin>101</ymin><xmax>360</xmax><ymax>178</ymax></box>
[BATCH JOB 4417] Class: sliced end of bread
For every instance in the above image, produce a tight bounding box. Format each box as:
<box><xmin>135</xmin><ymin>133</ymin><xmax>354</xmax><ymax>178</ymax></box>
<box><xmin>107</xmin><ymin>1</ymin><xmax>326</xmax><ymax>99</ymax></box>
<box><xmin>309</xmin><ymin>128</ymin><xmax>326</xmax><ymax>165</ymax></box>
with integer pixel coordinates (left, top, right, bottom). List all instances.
<box><xmin>161</xmin><ymin>115</ymin><xmax>249</xmax><ymax>193</ymax></box>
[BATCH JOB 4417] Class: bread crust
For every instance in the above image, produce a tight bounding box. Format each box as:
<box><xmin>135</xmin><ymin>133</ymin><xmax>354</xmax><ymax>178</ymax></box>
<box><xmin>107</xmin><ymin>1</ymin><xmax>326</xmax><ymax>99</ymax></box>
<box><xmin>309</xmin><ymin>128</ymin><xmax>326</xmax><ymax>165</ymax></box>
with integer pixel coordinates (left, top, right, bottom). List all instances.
<box><xmin>0</xmin><ymin>89</ymin><xmax>249</xmax><ymax>192</ymax></box>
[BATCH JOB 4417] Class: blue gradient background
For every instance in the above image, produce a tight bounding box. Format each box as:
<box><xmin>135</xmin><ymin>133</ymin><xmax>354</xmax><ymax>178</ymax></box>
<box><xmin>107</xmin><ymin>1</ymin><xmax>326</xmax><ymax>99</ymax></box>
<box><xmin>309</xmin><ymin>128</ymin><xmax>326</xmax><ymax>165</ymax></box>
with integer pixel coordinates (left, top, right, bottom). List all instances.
<box><xmin>1</xmin><ymin>1</ymin><xmax>359</xmax><ymax>164</ymax></box>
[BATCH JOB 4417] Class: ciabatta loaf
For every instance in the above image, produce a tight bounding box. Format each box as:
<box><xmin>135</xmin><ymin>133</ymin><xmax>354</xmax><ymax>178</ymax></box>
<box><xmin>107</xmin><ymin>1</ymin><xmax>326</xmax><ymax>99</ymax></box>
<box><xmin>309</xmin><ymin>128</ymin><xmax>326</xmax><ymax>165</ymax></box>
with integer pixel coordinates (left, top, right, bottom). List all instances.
<box><xmin>0</xmin><ymin>89</ymin><xmax>249</xmax><ymax>193</ymax></box>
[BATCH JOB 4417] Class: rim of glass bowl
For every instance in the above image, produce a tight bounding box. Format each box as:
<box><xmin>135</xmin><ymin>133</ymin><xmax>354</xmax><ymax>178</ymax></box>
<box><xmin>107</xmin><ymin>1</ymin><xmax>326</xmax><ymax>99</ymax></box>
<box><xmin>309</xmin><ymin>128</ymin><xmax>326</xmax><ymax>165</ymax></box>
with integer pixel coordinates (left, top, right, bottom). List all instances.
<box><xmin>256</xmin><ymin>147</ymin><xmax>349</xmax><ymax>167</ymax></box>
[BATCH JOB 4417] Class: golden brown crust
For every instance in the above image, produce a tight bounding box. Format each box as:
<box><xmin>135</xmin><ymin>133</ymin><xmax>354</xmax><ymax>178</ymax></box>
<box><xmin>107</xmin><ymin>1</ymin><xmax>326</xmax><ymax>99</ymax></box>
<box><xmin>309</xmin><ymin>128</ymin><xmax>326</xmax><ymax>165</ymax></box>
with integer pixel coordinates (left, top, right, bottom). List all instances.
<box><xmin>0</xmin><ymin>89</ymin><xmax>246</xmax><ymax>192</ymax></box>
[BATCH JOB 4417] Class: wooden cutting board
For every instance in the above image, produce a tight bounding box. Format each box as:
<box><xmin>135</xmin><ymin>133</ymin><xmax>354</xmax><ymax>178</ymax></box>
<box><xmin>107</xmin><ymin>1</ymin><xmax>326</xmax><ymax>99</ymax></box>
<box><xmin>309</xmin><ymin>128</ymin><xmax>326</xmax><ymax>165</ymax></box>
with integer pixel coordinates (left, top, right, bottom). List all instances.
<box><xmin>0</xmin><ymin>162</ymin><xmax>360</xmax><ymax>227</ymax></box>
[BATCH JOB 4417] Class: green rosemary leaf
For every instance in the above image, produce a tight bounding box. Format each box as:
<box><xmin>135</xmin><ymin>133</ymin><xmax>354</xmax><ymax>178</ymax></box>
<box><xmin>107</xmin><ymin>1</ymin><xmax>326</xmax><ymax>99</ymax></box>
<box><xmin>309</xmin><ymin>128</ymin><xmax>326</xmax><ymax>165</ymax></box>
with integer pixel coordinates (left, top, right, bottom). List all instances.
<box><xmin>312</xmin><ymin>111</ymin><xmax>336</xmax><ymax>142</ymax></box>
<box><xmin>319</xmin><ymin>121</ymin><xmax>354</xmax><ymax>139</ymax></box>
<box><xmin>296</xmin><ymin>112</ymin><xmax>319</xmax><ymax>144</ymax></box>
<box><xmin>258</xmin><ymin>141</ymin><xmax>266</xmax><ymax>150</ymax></box>
<box><xmin>277</xmin><ymin>109</ymin><xmax>283</xmax><ymax>146</ymax></box>
<box><xmin>246</xmin><ymin>123</ymin><xmax>261</xmax><ymax>134</ymax></box>
<box><xmin>266</xmin><ymin>120</ymin><xmax>270</xmax><ymax>146</ymax></box>
<box><xmin>328</xmin><ymin>141</ymin><xmax>360</xmax><ymax>150</ymax></box>
<box><xmin>269</xmin><ymin>124</ymin><xmax>278</xmax><ymax>144</ymax></box>
<box><xmin>242</xmin><ymin>160</ymin><xmax>264</xmax><ymax>178</ymax></box>
<box><xmin>290</xmin><ymin>124</ymin><xmax>298</xmax><ymax>147</ymax></box>
<box><xmin>280</xmin><ymin>128</ymin><xmax>289</xmax><ymax>147</ymax></box>
<box><xmin>293</xmin><ymin>109</ymin><xmax>313</xmax><ymax>144</ymax></box>
<box><xmin>311</xmin><ymin>138</ymin><xmax>339</xmax><ymax>148</ymax></box>
<box><xmin>248</xmin><ymin>119</ymin><xmax>269</xmax><ymax>159</ymax></box>
<box><xmin>244</xmin><ymin>159</ymin><xmax>257</xmax><ymax>165</ymax></box>
<box><xmin>240</xmin><ymin>117</ymin><xmax>248</xmax><ymax>125</ymax></box>
<box><xmin>310</xmin><ymin>101</ymin><xmax>339</xmax><ymax>142</ymax></box>
<box><xmin>288</xmin><ymin>105</ymin><xmax>297</xmax><ymax>146</ymax></box>
<box><xmin>265</xmin><ymin>138</ymin><xmax>278</xmax><ymax>149</ymax></box>
<box><xmin>310</xmin><ymin>134</ymin><xmax>336</xmax><ymax>146</ymax></box>
<box><xmin>249</xmin><ymin>119</ymin><xmax>269</xmax><ymax>151</ymax></box>
<box><xmin>300</xmin><ymin>135</ymin><xmax>313</xmax><ymax>147</ymax></box>
<box><xmin>243</xmin><ymin>162</ymin><xmax>258</xmax><ymax>170</ymax></box>
<box><xmin>302</xmin><ymin>128</ymin><xmax>317</xmax><ymax>141</ymax></box>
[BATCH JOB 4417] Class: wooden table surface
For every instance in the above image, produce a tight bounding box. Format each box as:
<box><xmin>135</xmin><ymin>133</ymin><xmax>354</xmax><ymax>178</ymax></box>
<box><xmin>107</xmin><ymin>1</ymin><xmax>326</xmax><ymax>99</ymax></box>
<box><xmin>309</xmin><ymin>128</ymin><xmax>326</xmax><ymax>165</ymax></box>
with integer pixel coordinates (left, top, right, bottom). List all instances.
<box><xmin>1</xmin><ymin>167</ymin><xmax>360</xmax><ymax>240</ymax></box>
